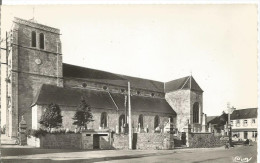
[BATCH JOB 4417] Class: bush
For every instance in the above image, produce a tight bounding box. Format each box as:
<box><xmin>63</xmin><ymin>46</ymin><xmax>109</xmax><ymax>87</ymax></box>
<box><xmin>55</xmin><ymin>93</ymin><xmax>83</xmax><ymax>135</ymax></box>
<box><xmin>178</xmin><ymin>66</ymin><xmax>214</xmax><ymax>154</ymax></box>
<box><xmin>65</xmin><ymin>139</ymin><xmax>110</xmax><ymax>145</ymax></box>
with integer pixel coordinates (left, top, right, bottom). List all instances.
<box><xmin>39</xmin><ymin>103</ymin><xmax>63</xmax><ymax>131</ymax></box>
<box><xmin>27</xmin><ymin>128</ymin><xmax>77</xmax><ymax>138</ymax></box>
<box><xmin>30</xmin><ymin>128</ymin><xmax>48</xmax><ymax>138</ymax></box>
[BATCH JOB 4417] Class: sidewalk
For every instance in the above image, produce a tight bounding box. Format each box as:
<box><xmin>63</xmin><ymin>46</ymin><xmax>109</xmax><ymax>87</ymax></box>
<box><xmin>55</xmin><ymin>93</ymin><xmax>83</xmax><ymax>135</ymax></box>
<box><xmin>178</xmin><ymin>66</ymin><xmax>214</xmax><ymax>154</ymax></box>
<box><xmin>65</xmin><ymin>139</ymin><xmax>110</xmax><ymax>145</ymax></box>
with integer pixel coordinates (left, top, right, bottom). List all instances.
<box><xmin>1</xmin><ymin>134</ymin><xmax>17</xmax><ymax>145</ymax></box>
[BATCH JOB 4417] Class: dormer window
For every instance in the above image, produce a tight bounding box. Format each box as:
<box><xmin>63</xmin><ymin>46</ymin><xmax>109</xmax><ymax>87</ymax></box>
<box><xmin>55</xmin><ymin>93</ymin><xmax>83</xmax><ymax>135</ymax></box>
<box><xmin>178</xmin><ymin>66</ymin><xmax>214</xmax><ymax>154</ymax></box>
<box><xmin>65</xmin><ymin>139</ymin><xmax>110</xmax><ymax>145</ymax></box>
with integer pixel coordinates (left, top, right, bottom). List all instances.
<box><xmin>31</xmin><ymin>31</ymin><xmax>36</xmax><ymax>47</ymax></box>
<box><xmin>39</xmin><ymin>33</ymin><xmax>45</xmax><ymax>49</ymax></box>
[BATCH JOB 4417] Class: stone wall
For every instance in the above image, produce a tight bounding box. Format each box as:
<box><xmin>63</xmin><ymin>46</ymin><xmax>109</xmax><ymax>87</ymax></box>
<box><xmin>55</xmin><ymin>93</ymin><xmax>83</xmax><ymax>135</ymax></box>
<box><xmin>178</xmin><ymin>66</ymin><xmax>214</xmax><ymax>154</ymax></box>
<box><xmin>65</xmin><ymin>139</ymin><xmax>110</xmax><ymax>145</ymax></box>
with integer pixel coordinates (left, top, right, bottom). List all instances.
<box><xmin>188</xmin><ymin>132</ymin><xmax>225</xmax><ymax>148</ymax></box>
<box><xmin>112</xmin><ymin>133</ymin><xmax>173</xmax><ymax>150</ymax></box>
<box><xmin>112</xmin><ymin>134</ymin><xmax>129</xmax><ymax>149</ymax></box>
<box><xmin>27</xmin><ymin>136</ymin><xmax>41</xmax><ymax>147</ymax></box>
<box><xmin>64</xmin><ymin>78</ymin><xmax>165</xmax><ymax>99</ymax></box>
<box><xmin>165</xmin><ymin>90</ymin><xmax>191</xmax><ymax>132</ymax></box>
<box><xmin>6</xmin><ymin>18</ymin><xmax>63</xmax><ymax>137</ymax></box>
<box><xmin>190</xmin><ymin>91</ymin><xmax>203</xmax><ymax>132</ymax></box>
<box><xmin>40</xmin><ymin>133</ymin><xmax>81</xmax><ymax>149</ymax></box>
<box><xmin>136</xmin><ymin>133</ymin><xmax>174</xmax><ymax>150</ymax></box>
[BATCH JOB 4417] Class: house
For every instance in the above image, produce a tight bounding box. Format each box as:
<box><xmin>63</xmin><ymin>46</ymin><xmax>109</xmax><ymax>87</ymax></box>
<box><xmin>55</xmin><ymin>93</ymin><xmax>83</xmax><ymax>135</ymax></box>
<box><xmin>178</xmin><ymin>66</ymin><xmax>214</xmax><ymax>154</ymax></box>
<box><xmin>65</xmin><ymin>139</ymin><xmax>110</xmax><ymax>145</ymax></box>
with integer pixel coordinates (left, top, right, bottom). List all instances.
<box><xmin>230</xmin><ymin>108</ymin><xmax>257</xmax><ymax>141</ymax></box>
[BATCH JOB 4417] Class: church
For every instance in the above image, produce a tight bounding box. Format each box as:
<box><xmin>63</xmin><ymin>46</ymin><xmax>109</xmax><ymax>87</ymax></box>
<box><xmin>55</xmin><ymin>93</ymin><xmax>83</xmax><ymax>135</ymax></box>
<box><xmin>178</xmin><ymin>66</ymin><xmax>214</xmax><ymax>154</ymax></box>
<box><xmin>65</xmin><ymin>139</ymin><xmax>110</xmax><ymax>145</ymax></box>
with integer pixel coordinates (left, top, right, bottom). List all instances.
<box><xmin>2</xmin><ymin>17</ymin><xmax>206</xmax><ymax>137</ymax></box>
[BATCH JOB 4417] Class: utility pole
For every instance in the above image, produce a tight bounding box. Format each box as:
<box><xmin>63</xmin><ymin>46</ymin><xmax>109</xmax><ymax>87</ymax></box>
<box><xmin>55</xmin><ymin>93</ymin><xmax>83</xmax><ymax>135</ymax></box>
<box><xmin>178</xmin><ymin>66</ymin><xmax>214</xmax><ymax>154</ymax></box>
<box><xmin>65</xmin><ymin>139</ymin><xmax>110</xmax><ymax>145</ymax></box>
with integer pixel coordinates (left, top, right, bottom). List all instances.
<box><xmin>128</xmin><ymin>82</ymin><xmax>132</xmax><ymax>149</ymax></box>
<box><xmin>1</xmin><ymin>30</ymin><xmax>12</xmax><ymax>136</ymax></box>
<box><xmin>227</xmin><ymin>103</ymin><xmax>235</xmax><ymax>147</ymax></box>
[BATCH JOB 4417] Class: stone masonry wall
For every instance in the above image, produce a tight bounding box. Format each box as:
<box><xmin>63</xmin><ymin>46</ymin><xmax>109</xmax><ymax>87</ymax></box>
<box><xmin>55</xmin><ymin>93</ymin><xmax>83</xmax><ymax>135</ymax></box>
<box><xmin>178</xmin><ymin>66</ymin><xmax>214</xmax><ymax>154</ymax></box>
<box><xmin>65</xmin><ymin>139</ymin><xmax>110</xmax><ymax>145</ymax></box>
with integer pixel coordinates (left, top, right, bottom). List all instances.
<box><xmin>64</xmin><ymin>78</ymin><xmax>165</xmax><ymax>98</ymax></box>
<box><xmin>40</xmin><ymin>133</ymin><xmax>82</xmax><ymax>149</ymax></box>
<box><xmin>7</xmin><ymin>19</ymin><xmax>63</xmax><ymax>136</ymax></box>
<box><xmin>190</xmin><ymin>91</ymin><xmax>203</xmax><ymax>132</ymax></box>
<box><xmin>136</xmin><ymin>133</ymin><xmax>174</xmax><ymax>150</ymax></box>
<box><xmin>112</xmin><ymin>134</ymin><xmax>129</xmax><ymax>149</ymax></box>
<box><xmin>112</xmin><ymin>133</ymin><xmax>174</xmax><ymax>150</ymax></box>
<box><xmin>165</xmin><ymin>90</ymin><xmax>190</xmax><ymax>132</ymax></box>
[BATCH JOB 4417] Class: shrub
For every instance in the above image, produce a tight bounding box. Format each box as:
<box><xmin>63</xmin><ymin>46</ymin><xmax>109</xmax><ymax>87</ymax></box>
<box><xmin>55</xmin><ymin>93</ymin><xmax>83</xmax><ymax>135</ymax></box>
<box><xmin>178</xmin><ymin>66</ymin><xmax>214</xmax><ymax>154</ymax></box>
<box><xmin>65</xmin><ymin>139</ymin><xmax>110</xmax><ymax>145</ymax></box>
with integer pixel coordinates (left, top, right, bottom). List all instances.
<box><xmin>29</xmin><ymin>129</ymin><xmax>48</xmax><ymax>138</ymax></box>
<box><xmin>39</xmin><ymin>103</ymin><xmax>63</xmax><ymax>131</ymax></box>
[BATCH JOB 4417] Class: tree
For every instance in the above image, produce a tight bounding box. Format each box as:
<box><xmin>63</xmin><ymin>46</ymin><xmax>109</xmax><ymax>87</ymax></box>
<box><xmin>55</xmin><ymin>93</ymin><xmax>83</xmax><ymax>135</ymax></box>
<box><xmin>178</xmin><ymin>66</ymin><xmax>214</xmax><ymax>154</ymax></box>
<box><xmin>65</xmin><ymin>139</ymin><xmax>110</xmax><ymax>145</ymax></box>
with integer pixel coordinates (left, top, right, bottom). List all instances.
<box><xmin>39</xmin><ymin>103</ymin><xmax>63</xmax><ymax>131</ymax></box>
<box><xmin>73</xmin><ymin>97</ymin><xmax>94</xmax><ymax>131</ymax></box>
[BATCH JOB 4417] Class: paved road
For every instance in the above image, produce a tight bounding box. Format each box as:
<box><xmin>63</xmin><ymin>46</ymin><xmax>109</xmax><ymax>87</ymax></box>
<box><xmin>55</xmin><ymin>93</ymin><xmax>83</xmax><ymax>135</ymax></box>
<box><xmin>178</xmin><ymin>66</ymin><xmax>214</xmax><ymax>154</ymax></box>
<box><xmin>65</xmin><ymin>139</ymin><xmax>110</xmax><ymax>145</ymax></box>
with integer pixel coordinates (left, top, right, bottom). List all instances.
<box><xmin>1</xmin><ymin>143</ymin><xmax>257</xmax><ymax>163</ymax></box>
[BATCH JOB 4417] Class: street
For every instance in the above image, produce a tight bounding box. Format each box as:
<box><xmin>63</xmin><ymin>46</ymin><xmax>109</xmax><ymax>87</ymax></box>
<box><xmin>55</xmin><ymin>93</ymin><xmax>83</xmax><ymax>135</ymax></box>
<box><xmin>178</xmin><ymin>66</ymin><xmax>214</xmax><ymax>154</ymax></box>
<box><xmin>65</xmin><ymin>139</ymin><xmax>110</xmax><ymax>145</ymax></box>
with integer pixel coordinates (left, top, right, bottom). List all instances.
<box><xmin>0</xmin><ymin>143</ymin><xmax>257</xmax><ymax>163</ymax></box>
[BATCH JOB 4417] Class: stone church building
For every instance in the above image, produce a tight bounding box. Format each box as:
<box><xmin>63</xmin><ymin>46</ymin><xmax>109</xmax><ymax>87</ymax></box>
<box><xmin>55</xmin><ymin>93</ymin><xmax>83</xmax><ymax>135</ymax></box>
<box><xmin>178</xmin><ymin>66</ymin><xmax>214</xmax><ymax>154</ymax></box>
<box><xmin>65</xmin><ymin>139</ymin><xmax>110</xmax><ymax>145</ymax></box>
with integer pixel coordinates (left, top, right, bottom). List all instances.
<box><xmin>2</xmin><ymin>17</ymin><xmax>206</xmax><ymax>137</ymax></box>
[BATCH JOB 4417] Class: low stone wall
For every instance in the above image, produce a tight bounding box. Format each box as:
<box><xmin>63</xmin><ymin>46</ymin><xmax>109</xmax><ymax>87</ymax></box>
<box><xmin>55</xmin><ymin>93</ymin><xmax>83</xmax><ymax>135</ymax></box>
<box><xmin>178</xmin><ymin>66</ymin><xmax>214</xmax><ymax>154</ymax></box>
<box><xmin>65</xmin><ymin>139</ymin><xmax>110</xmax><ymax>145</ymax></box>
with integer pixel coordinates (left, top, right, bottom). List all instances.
<box><xmin>112</xmin><ymin>133</ymin><xmax>174</xmax><ymax>150</ymax></box>
<box><xmin>41</xmin><ymin>133</ymin><xmax>82</xmax><ymax>149</ymax></box>
<box><xmin>136</xmin><ymin>133</ymin><xmax>174</xmax><ymax>150</ymax></box>
<box><xmin>28</xmin><ymin>132</ymin><xmax>174</xmax><ymax>150</ymax></box>
<box><xmin>188</xmin><ymin>133</ymin><xmax>225</xmax><ymax>148</ymax></box>
<box><xmin>27</xmin><ymin>136</ymin><xmax>40</xmax><ymax>147</ymax></box>
<box><xmin>27</xmin><ymin>133</ymin><xmax>82</xmax><ymax>149</ymax></box>
<box><xmin>112</xmin><ymin>134</ymin><xmax>129</xmax><ymax>149</ymax></box>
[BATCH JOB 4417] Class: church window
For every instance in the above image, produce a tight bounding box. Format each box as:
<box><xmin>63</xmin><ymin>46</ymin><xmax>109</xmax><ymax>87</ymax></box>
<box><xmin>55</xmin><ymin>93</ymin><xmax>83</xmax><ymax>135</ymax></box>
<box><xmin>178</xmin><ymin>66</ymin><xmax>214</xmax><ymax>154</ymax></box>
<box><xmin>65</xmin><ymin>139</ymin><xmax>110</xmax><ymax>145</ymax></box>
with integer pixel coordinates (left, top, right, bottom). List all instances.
<box><xmin>119</xmin><ymin>114</ymin><xmax>126</xmax><ymax>133</ymax></box>
<box><xmin>103</xmin><ymin>86</ymin><xmax>108</xmax><ymax>90</ymax></box>
<box><xmin>82</xmin><ymin>83</ymin><xmax>87</xmax><ymax>88</ymax></box>
<box><xmin>154</xmin><ymin>115</ymin><xmax>160</xmax><ymax>129</ymax></box>
<box><xmin>193</xmin><ymin>102</ymin><xmax>199</xmax><ymax>123</ymax></box>
<box><xmin>31</xmin><ymin>31</ymin><xmax>36</xmax><ymax>47</ymax></box>
<box><xmin>138</xmin><ymin>114</ymin><xmax>144</xmax><ymax>129</ymax></box>
<box><xmin>100</xmin><ymin>112</ymin><xmax>108</xmax><ymax>128</ymax></box>
<box><xmin>39</xmin><ymin>33</ymin><xmax>45</xmax><ymax>49</ymax></box>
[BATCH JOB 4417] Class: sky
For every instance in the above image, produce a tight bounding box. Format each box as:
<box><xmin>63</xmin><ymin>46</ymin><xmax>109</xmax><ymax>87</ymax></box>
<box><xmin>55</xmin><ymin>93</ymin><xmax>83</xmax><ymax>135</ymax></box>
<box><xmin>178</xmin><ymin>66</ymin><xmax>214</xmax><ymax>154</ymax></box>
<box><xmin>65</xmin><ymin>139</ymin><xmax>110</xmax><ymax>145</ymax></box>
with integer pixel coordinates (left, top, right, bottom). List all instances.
<box><xmin>0</xmin><ymin>5</ymin><xmax>258</xmax><ymax>122</ymax></box>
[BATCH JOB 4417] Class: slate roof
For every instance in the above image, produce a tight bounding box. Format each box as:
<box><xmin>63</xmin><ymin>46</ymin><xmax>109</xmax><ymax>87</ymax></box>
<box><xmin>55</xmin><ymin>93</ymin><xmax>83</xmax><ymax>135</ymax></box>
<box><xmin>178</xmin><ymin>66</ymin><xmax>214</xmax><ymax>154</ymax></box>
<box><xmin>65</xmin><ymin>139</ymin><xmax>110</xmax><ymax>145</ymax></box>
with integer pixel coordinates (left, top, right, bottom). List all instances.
<box><xmin>63</xmin><ymin>63</ymin><xmax>164</xmax><ymax>93</ymax></box>
<box><xmin>230</xmin><ymin>108</ymin><xmax>257</xmax><ymax>120</ymax></box>
<box><xmin>207</xmin><ymin>116</ymin><xmax>218</xmax><ymax>123</ymax></box>
<box><xmin>63</xmin><ymin>63</ymin><xmax>203</xmax><ymax>93</ymax></box>
<box><xmin>207</xmin><ymin>116</ymin><xmax>221</xmax><ymax>125</ymax></box>
<box><xmin>32</xmin><ymin>84</ymin><xmax>176</xmax><ymax>114</ymax></box>
<box><xmin>164</xmin><ymin>76</ymin><xmax>203</xmax><ymax>93</ymax></box>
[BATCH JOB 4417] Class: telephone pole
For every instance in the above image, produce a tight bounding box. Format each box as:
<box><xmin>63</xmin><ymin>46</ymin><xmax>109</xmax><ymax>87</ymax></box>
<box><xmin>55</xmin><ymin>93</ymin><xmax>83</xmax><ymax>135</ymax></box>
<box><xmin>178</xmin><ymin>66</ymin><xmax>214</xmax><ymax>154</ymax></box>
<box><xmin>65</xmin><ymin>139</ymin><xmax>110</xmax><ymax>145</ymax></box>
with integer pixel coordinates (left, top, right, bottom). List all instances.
<box><xmin>128</xmin><ymin>82</ymin><xmax>132</xmax><ymax>149</ymax></box>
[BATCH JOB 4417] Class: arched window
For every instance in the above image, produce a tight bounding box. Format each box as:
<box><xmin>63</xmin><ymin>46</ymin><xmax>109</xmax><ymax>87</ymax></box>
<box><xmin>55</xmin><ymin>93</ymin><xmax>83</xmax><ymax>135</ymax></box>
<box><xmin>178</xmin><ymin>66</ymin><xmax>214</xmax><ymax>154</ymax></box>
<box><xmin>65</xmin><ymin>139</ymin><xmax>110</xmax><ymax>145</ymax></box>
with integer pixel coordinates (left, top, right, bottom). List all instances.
<box><xmin>31</xmin><ymin>31</ymin><xmax>36</xmax><ymax>47</ymax></box>
<box><xmin>193</xmin><ymin>102</ymin><xmax>199</xmax><ymax>123</ymax></box>
<box><xmin>154</xmin><ymin>115</ymin><xmax>160</xmax><ymax>129</ymax></box>
<box><xmin>138</xmin><ymin>114</ymin><xmax>144</xmax><ymax>129</ymax></box>
<box><xmin>100</xmin><ymin>112</ymin><xmax>108</xmax><ymax>128</ymax></box>
<box><xmin>39</xmin><ymin>33</ymin><xmax>44</xmax><ymax>49</ymax></box>
<box><xmin>119</xmin><ymin>114</ymin><xmax>125</xmax><ymax>133</ymax></box>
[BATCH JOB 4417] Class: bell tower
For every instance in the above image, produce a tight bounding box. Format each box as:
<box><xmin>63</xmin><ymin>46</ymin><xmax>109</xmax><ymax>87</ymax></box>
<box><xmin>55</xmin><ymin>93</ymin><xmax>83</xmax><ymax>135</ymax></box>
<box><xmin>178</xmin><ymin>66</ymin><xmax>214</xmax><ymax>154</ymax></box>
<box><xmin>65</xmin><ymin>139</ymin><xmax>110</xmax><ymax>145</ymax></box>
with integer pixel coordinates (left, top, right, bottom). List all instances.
<box><xmin>5</xmin><ymin>17</ymin><xmax>63</xmax><ymax>137</ymax></box>
<box><xmin>165</xmin><ymin>76</ymin><xmax>203</xmax><ymax>132</ymax></box>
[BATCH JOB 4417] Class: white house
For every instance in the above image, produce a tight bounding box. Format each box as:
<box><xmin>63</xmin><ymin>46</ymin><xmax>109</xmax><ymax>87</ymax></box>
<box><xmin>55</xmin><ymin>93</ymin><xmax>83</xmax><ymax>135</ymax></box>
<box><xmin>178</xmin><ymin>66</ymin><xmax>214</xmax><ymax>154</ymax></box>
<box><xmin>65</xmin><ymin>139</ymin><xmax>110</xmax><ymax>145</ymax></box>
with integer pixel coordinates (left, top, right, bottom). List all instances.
<box><xmin>230</xmin><ymin>108</ymin><xmax>257</xmax><ymax>141</ymax></box>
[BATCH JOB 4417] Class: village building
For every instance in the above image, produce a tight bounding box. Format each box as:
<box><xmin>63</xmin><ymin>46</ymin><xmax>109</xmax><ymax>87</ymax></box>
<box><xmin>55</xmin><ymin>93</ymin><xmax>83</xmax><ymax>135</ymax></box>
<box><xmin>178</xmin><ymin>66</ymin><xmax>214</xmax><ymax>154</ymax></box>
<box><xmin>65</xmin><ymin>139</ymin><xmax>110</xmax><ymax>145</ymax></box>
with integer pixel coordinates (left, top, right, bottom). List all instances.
<box><xmin>230</xmin><ymin>108</ymin><xmax>257</xmax><ymax>141</ymax></box>
<box><xmin>207</xmin><ymin>108</ymin><xmax>257</xmax><ymax>142</ymax></box>
<box><xmin>1</xmin><ymin>17</ymin><xmax>207</xmax><ymax>138</ymax></box>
